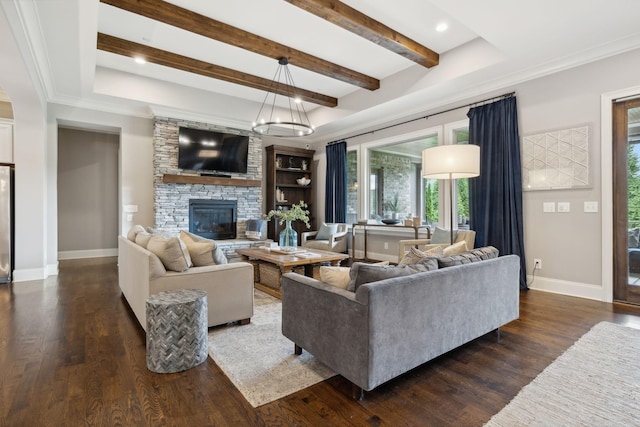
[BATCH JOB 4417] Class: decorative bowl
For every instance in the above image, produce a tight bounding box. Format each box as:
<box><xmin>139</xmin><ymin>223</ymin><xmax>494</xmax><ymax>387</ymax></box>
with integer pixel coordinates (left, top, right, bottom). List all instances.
<box><xmin>296</xmin><ymin>177</ymin><xmax>311</xmax><ymax>186</ymax></box>
<box><xmin>381</xmin><ymin>219</ymin><xmax>401</xmax><ymax>225</ymax></box>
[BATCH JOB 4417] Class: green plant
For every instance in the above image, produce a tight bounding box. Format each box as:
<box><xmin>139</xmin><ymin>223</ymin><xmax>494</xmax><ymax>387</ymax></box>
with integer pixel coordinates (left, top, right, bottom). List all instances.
<box><xmin>384</xmin><ymin>193</ymin><xmax>401</xmax><ymax>213</ymax></box>
<box><xmin>266</xmin><ymin>201</ymin><xmax>311</xmax><ymax>228</ymax></box>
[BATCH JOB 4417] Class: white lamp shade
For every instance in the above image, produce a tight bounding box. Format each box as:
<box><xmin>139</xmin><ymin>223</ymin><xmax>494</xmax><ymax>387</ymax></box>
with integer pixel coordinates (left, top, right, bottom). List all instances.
<box><xmin>422</xmin><ymin>144</ymin><xmax>480</xmax><ymax>179</ymax></box>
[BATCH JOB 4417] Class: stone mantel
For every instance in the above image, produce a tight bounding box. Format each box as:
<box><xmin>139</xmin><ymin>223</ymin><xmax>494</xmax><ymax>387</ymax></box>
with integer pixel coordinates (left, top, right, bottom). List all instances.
<box><xmin>162</xmin><ymin>174</ymin><xmax>261</xmax><ymax>187</ymax></box>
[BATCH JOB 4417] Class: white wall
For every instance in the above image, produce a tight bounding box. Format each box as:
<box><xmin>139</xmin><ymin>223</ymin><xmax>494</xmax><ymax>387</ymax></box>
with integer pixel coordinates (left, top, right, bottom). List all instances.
<box><xmin>313</xmin><ymin>47</ymin><xmax>640</xmax><ymax>301</ymax></box>
<box><xmin>0</xmin><ymin>5</ymin><xmax>48</xmax><ymax>281</ymax></box>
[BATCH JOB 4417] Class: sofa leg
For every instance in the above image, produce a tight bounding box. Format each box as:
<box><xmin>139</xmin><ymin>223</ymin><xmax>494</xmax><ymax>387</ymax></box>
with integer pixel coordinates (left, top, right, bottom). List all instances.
<box><xmin>294</xmin><ymin>344</ymin><xmax>302</xmax><ymax>355</ymax></box>
<box><xmin>496</xmin><ymin>327</ymin><xmax>502</xmax><ymax>341</ymax></box>
<box><xmin>351</xmin><ymin>383</ymin><xmax>364</xmax><ymax>400</ymax></box>
<box><xmin>239</xmin><ymin>318</ymin><xmax>251</xmax><ymax>325</ymax></box>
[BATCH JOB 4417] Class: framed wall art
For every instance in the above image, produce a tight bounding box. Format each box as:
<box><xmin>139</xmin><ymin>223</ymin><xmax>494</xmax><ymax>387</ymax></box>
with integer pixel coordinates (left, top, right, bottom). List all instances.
<box><xmin>521</xmin><ymin>125</ymin><xmax>590</xmax><ymax>191</ymax></box>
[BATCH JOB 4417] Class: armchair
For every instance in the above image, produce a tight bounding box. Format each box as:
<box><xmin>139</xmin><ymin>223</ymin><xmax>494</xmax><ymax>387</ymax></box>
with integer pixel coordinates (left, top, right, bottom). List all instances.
<box><xmin>301</xmin><ymin>223</ymin><xmax>349</xmax><ymax>253</ymax></box>
<box><xmin>398</xmin><ymin>229</ymin><xmax>476</xmax><ymax>262</ymax></box>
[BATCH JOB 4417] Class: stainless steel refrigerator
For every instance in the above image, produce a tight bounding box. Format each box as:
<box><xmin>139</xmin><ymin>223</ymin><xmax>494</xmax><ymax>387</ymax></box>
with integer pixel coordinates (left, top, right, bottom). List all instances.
<box><xmin>0</xmin><ymin>164</ymin><xmax>14</xmax><ymax>283</ymax></box>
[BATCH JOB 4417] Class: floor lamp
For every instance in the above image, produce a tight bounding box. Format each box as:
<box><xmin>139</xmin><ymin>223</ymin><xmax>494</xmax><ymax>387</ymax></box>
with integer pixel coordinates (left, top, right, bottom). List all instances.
<box><xmin>422</xmin><ymin>144</ymin><xmax>480</xmax><ymax>245</ymax></box>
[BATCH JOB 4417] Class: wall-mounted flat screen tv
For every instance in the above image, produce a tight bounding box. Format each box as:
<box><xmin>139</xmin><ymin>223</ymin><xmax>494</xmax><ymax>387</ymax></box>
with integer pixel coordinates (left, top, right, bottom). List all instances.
<box><xmin>178</xmin><ymin>127</ymin><xmax>249</xmax><ymax>174</ymax></box>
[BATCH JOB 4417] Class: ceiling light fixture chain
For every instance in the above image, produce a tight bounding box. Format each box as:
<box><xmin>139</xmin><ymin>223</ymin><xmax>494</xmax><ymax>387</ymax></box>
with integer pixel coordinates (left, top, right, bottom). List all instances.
<box><xmin>252</xmin><ymin>57</ymin><xmax>315</xmax><ymax>138</ymax></box>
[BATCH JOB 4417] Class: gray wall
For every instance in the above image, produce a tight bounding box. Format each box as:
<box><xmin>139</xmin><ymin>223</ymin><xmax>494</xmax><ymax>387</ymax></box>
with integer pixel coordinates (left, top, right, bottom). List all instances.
<box><xmin>311</xmin><ymin>47</ymin><xmax>640</xmax><ymax>301</ymax></box>
<box><xmin>57</xmin><ymin>127</ymin><xmax>119</xmax><ymax>256</ymax></box>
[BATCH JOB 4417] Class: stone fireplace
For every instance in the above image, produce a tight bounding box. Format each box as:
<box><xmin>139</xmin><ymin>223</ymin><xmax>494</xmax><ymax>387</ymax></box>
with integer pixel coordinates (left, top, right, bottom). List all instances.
<box><xmin>152</xmin><ymin>117</ymin><xmax>263</xmax><ymax>240</ymax></box>
<box><xmin>189</xmin><ymin>199</ymin><xmax>237</xmax><ymax>240</ymax></box>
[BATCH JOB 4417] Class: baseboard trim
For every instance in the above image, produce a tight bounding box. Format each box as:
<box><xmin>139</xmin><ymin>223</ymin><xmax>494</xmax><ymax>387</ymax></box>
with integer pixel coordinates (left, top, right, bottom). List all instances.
<box><xmin>13</xmin><ymin>267</ymin><xmax>46</xmax><ymax>282</ymax></box>
<box><xmin>527</xmin><ymin>275</ymin><xmax>604</xmax><ymax>301</ymax></box>
<box><xmin>58</xmin><ymin>248</ymin><xmax>118</xmax><ymax>260</ymax></box>
<box><xmin>46</xmin><ymin>262</ymin><xmax>59</xmax><ymax>276</ymax></box>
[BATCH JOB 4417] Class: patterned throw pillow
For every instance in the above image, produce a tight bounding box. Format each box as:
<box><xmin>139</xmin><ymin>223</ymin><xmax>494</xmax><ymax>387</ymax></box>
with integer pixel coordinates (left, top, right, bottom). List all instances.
<box><xmin>438</xmin><ymin>246</ymin><xmax>499</xmax><ymax>268</ymax></box>
<box><xmin>398</xmin><ymin>246</ymin><xmax>443</xmax><ymax>266</ymax></box>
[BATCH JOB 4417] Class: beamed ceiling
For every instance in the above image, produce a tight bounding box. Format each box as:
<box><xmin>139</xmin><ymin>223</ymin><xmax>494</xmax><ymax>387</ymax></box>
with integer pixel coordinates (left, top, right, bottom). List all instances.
<box><xmin>97</xmin><ymin>0</ymin><xmax>441</xmax><ymax>108</ymax></box>
<box><xmin>2</xmin><ymin>0</ymin><xmax>640</xmax><ymax>142</ymax></box>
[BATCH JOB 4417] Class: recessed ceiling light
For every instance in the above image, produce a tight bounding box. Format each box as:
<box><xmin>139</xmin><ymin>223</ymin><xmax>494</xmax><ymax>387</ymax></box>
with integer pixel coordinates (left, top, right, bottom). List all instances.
<box><xmin>436</xmin><ymin>22</ymin><xmax>448</xmax><ymax>32</ymax></box>
<box><xmin>134</xmin><ymin>57</ymin><xmax>146</xmax><ymax>65</ymax></box>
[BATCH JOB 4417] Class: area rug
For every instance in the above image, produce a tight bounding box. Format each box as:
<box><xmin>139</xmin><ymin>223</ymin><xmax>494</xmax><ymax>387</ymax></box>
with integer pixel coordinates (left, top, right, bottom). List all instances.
<box><xmin>486</xmin><ymin>321</ymin><xmax>640</xmax><ymax>426</ymax></box>
<box><xmin>207</xmin><ymin>290</ymin><xmax>335</xmax><ymax>407</ymax></box>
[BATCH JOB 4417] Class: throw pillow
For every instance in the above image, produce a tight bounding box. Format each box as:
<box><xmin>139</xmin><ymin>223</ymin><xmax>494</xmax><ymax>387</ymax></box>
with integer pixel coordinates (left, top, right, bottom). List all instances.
<box><xmin>405</xmin><ymin>257</ymin><xmax>439</xmax><ymax>273</ymax></box>
<box><xmin>315</xmin><ymin>223</ymin><xmax>339</xmax><ymax>241</ymax></box>
<box><xmin>179</xmin><ymin>230</ymin><xmax>228</xmax><ymax>266</ymax></box>
<box><xmin>135</xmin><ymin>231</ymin><xmax>153</xmax><ymax>248</ymax></box>
<box><xmin>147</xmin><ymin>235</ymin><xmax>191</xmax><ymax>272</ymax></box>
<box><xmin>127</xmin><ymin>224</ymin><xmax>145</xmax><ymax>242</ymax></box>
<box><xmin>468</xmin><ymin>246</ymin><xmax>499</xmax><ymax>260</ymax></box>
<box><xmin>346</xmin><ymin>261</ymin><xmax>389</xmax><ymax>292</ymax></box>
<box><xmin>319</xmin><ymin>266</ymin><xmax>351</xmax><ymax>289</ymax></box>
<box><xmin>443</xmin><ymin>241</ymin><xmax>468</xmax><ymax>257</ymax></box>
<box><xmin>431</xmin><ymin>226</ymin><xmax>457</xmax><ymax>245</ymax></box>
<box><xmin>437</xmin><ymin>252</ymin><xmax>480</xmax><ymax>268</ymax></box>
<box><xmin>398</xmin><ymin>246</ymin><xmax>443</xmax><ymax>266</ymax></box>
<box><xmin>352</xmin><ymin>264</ymin><xmax>414</xmax><ymax>291</ymax></box>
<box><xmin>630</xmin><ymin>228</ymin><xmax>640</xmax><ymax>248</ymax></box>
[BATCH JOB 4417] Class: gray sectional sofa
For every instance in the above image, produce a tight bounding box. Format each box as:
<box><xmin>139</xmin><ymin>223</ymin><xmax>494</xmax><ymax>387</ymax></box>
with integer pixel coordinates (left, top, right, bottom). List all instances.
<box><xmin>281</xmin><ymin>254</ymin><xmax>520</xmax><ymax>397</ymax></box>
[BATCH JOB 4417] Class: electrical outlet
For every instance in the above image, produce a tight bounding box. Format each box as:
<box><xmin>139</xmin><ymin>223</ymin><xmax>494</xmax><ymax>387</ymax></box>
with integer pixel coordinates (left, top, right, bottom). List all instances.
<box><xmin>534</xmin><ymin>258</ymin><xmax>542</xmax><ymax>270</ymax></box>
<box><xmin>384</xmin><ymin>242</ymin><xmax>389</xmax><ymax>250</ymax></box>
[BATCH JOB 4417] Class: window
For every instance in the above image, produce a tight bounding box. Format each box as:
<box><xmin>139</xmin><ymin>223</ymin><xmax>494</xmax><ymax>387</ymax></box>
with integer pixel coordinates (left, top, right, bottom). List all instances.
<box><xmin>346</xmin><ymin>149</ymin><xmax>358</xmax><ymax>225</ymax></box>
<box><xmin>348</xmin><ymin>120</ymin><xmax>471</xmax><ymax>230</ymax></box>
<box><xmin>451</xmin><ymin>125</ymin><xmax>471</xmax><ymax>228</ymax></box>
<box><xmin>365</xmin><ymin>133</ymin><xmax>439</xmax><ymax>222</ymax></box>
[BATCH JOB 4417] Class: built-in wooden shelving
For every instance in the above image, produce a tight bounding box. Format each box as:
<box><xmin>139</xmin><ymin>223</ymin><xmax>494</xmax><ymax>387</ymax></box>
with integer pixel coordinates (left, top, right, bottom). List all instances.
<box><xmin>162</xmin><ymin>174</ymin><xmax>261</xmax><ymax>187</ymax></box>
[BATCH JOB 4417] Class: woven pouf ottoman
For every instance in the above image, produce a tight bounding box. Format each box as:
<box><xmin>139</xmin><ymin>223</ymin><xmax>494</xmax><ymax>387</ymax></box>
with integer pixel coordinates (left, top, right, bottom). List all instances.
<box><xmin>146</xmin><ymin>289</ymin><xmax>208</xmax><ymax>373</ymax></box>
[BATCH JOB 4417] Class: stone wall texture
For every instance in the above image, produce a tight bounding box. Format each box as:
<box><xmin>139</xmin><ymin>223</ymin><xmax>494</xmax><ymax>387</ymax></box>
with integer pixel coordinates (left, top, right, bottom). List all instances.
<box><xmin>153</xmin><ymin>117</ymin><xmax>263</xmax><ymax>238</ymax></box>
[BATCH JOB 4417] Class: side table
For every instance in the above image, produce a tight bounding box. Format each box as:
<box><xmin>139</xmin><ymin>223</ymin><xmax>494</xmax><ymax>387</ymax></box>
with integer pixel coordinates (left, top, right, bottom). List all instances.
<box><xmin>146</xmin><ymin>289</ymin><xmax>208</xmax><ymax>373</ymax></box>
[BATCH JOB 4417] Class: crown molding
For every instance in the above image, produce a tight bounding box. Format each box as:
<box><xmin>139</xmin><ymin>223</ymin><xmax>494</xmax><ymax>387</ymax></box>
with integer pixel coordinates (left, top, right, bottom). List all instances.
<box><xmin>3</xmin><ymin>0</ymin><xmax>55</xmax><ymax>104</ymax></box>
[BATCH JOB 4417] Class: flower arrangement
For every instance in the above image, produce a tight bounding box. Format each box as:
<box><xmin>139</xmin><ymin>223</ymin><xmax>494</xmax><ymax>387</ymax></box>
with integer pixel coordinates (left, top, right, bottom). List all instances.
<box><xmin>266</xmin><ymin>201</ymin><xmax>311</xmax><ymax>228</ymax></box>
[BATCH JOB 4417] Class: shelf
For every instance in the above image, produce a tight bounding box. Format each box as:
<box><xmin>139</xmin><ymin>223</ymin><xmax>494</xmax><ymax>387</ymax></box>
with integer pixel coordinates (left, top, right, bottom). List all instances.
<box><xmin>163</xmin><ymin>174</ymin><xmax>261</xmax><ymax>187</ymax></box>
<box><xmin>276</xmin><ymin>184</ymin><xmax>312</xmax><ymax>188</ymax></box>
<box><xmin>276</xmin><ymin>168</ymin><xmax>312</xmax><ymax>174</ymax></box>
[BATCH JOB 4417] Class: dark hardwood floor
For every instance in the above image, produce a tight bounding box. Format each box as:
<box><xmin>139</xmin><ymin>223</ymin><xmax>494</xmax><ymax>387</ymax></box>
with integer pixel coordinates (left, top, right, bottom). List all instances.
<box><xmin>1</xmin><ymin>257</ymin><xmax>640</xmax><ymax>426</ymax></box>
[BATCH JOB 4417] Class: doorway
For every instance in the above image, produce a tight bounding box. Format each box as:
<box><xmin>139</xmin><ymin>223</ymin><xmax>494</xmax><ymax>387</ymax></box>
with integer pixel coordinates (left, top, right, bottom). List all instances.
<box><xmin>57</xmin><ymin>127</ymin><xmax>119</xmax><ymax>260</ymax></box>
<box><xmin>613</xmin><ymin>97</ymin><xmax>640</xmax><ymax>303</ymax></box>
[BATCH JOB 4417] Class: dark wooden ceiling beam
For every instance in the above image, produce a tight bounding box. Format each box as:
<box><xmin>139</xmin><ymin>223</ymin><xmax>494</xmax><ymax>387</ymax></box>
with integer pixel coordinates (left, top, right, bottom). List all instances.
<box><xmin>99</xmin><ymin>0</ymin><xmax>379</xmax><ymax>91</ymax></box>
<box><xmin>97</xmin><ymin>33</ymin><xmax>338</xmax><ymax>108</ymax></box>
<box><xmin>285</xmin><ymin>0</ymin><xmax>439</xmax><ymax>68</ymax></box>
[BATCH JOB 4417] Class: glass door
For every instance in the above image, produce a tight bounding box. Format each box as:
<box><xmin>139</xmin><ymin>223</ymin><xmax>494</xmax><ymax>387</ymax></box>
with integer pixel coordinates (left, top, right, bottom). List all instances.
<box><xmin>613</xmin><ymin>97</ymin><xmax>640</xmax><ymax>303</ymax></box>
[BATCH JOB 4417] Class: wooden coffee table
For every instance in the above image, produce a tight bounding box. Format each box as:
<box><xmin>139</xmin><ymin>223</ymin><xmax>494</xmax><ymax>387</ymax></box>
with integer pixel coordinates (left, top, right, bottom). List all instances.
<box><xmin>236</xmin><ymin>247</ymin><xmax>349</xmax><ymax>298</ymax></box>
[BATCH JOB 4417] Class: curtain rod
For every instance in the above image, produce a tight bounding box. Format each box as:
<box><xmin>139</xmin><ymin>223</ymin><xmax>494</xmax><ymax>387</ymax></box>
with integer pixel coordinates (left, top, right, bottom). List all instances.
<box><xmin>327</xmin><ymin>91</ymin><xmax>515</xmax><ymax>145</ymax></box>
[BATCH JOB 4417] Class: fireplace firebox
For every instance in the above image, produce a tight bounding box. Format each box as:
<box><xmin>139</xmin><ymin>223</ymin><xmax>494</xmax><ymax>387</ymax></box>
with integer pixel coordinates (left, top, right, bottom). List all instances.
<box><xmin>189</xmin><ymin>199</ymin><xmax>237</xmax><ymax>240</ymax></box>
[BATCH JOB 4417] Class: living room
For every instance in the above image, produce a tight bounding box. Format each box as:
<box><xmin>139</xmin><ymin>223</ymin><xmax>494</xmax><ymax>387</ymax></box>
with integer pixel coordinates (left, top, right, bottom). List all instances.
<box><xmin>2</xmin><ymin>0</ymin><xmax>640</xmax><ymax>424</ymax></box>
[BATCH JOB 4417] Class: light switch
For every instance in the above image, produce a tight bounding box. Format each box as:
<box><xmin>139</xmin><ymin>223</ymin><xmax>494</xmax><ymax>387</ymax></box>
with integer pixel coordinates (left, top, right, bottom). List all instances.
<box><xmin>124</xmin><ymin>205</ymin><xmax>138</xmax><ymax>213</ymax></box>
<box><xmin>543</xmin><ymin>202</ymin><xmax>556</xmax><ymax>213</ymax></box>
<box><xmin>584</xmin><ymin>201</ymin><xmax>598</xmax><ymax>213</ymax></box>
<box><xmin>557</xmin><ymin>202</ymin><xmax>570</xmax><ymax>213</ymax></box>
<box><xmin>127</xmin><ymin>214</ymin><xmax>133</xmax><ymax>222</ymax></box>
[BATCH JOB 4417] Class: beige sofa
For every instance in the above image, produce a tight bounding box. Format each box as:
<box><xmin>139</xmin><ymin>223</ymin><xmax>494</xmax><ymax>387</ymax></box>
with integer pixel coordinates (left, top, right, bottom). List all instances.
<box><xmin>118</xmin><ymin>235</ymin><xmax>254</xmax><ymax>331</ymax></box>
